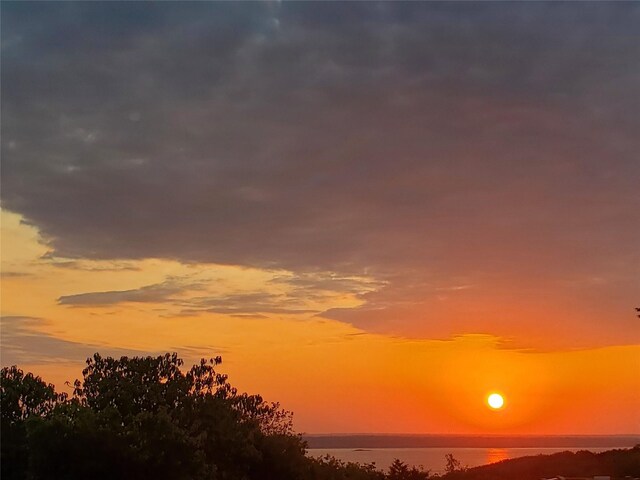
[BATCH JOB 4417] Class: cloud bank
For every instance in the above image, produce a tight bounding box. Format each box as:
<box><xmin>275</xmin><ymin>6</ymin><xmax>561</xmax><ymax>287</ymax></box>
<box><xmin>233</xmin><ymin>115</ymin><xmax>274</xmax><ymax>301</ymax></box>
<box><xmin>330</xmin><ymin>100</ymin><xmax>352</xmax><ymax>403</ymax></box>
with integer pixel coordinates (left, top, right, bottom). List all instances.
<box><xmin>2</xmin><ymin>3</ymin><xmax>639</xmax><ymax>345</ymax></box>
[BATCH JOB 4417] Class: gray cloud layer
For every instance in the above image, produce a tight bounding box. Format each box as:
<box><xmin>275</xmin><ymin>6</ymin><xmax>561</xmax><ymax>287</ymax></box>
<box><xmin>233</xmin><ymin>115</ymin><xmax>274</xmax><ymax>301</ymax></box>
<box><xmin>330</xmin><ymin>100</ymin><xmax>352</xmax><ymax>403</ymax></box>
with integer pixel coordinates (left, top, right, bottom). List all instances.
<box><xmin>2</xmin><ymin>3</ymin><xmax>639</xmax><ymax>345</ymax></box>
<box><xmin>57</xmin><ymin>284</ymin><xmax>317</xmax><ymax>315</ymax></box>
<box><xmin>56</xmin><ymin>277</ymin><xmax>356</xmax><ymax>316</ymax></box>
<box><xmin>0</xmin><ymin>316</ymin><xmax>147</xmax><ymax>366</ymax></box>
<box><xmin>58</xmin><ymin>280</ymin><xmax>188</xmax><ymax>306</ymax></box>
<box><xmin>0</xmin><ymin>316</ymin><xmax>224</xmax><ymax>367</ymax></box>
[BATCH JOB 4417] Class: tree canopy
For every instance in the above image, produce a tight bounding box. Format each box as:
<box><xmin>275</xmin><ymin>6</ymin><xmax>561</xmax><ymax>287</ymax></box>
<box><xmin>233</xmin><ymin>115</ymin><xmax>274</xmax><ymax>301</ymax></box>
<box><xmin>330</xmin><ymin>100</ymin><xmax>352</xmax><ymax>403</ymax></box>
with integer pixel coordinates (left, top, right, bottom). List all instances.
<box><xmin>1</xmin><ymin>353</ymin><xmax>404</xmax><ymax>480</ymax></box>
<box><xmin>2</xmin><ymin>353</ymin><xmax>637</xmax><ymax>480</ymax></box>
<box><xmin>1</xmin><ymin>353</ymin><xmax>305</xmax><ymax>480</ymax></box>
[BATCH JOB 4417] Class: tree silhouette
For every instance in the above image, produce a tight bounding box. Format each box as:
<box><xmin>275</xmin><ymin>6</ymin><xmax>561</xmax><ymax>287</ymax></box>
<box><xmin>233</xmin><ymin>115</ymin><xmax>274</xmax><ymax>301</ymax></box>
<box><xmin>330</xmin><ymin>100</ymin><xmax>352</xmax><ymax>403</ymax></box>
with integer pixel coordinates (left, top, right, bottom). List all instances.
<box><xmin>1</xmin><ymin>366</ymin><xmax>68</xmax><ymax>480</ymax></box>
<box><xmin>2</xmin><ymin>353</ymin><xmax>305</xmax><ymax>480</ymax></box>
<box><xmin>445</xmin><ymin>453</ymin><xmax>464</xmax><ymax>474</ymax></box>
<box><xmin>388</xmin><ymin>459</ymin><xmax>431</xmax><ymax>479</ymax></box>
<box><xmin>1</xmin><ymin>366</ymin><xmax>66</xmax><ymax>423</ymax></box>
<box><xmin>3</xmin><ymin>353</ymin><xmax>637</xmax><ymax>480</ymax></box>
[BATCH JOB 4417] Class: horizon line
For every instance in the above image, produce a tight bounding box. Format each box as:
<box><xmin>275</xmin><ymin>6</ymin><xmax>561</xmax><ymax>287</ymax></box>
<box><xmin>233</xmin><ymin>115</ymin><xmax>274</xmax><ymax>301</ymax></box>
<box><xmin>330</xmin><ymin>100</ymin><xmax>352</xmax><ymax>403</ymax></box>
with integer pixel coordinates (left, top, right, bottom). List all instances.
<box><xmin>302</xmin><ymin>433</ymin><xmax>640</xmax><ymax>437</ymax></box>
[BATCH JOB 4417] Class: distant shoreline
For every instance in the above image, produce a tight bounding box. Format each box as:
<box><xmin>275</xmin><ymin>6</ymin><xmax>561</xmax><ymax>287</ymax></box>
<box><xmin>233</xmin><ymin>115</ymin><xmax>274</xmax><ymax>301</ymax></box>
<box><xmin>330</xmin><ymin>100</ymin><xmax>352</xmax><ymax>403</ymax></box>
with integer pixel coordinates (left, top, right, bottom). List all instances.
<box><xmin>303</xmin><ymin>434</ymin><xmax>640</xmax><ymax>449</ymax></box>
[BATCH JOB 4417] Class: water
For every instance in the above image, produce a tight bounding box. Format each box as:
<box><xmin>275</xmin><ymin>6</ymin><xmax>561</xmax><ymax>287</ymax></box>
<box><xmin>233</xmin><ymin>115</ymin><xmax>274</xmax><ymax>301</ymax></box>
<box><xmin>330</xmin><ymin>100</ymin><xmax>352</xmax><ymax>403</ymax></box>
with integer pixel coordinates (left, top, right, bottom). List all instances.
<box><xmin>307</xmin><ymin>447</ymin><xmax>612</xmax><ymax>474</ymax></box>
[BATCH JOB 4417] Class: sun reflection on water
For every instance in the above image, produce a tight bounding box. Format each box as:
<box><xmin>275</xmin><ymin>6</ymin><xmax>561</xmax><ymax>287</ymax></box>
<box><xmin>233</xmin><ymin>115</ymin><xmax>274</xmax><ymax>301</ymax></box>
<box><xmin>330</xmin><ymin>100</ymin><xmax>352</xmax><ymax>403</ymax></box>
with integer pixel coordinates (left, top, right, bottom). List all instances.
<box><xmin>486</xmin><ymin>448</ymin><xmax>509</xmax><ymax>464</ymax></box>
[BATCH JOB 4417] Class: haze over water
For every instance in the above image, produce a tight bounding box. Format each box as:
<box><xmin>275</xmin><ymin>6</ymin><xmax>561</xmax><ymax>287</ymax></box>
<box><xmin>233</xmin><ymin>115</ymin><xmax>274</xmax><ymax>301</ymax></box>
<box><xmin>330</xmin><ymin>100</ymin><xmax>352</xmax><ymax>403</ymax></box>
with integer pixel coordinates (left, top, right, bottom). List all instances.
<box><xmin>308</xmin><ymin>447</ymin><xmax>613</xmax><ymax>474</ymax></box>
<box><xmin>306</xmin><ymin>434</ymin><xmax>640</xmax><ymax>473</ymax></box>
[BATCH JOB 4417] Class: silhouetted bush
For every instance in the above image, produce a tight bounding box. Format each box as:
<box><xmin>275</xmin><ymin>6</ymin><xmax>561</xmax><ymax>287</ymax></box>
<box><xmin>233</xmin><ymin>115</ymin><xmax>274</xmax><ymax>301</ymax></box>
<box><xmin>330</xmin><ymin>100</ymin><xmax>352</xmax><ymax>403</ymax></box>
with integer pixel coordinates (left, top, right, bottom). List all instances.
<box><xmin>1</xmin><ymin>354</ymin><xmax>304</xmax><ymax>480</ymax></box>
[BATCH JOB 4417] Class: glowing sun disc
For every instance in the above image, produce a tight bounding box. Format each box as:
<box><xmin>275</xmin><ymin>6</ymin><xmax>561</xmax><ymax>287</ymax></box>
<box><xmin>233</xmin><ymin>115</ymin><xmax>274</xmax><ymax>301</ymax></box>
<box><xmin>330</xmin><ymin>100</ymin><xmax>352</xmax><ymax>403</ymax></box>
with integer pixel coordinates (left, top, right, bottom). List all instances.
<box><xmin>487</xmin><ymin>393</ymin><xmax>504</xmax><ymax>409</ymax></box>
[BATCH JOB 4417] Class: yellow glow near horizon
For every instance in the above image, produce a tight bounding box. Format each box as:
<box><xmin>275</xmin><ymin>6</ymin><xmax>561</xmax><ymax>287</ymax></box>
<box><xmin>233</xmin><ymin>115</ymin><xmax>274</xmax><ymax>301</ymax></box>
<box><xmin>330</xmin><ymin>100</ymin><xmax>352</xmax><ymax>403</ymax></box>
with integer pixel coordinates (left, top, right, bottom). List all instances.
<box><xmin>2</xmin><ymin>209</ymin><xmax>640</xmax><ymax>434</ymax></box>
<box><xmin>487</xmin><ymin>393</ymin><xmax>505</xmax><ymax>410</ymax></box>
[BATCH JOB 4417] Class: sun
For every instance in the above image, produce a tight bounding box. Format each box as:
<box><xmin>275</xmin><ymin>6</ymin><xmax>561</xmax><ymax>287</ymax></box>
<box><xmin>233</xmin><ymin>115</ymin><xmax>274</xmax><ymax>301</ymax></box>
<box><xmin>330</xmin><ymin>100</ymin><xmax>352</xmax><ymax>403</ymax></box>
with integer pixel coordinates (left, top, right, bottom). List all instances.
<box><xmin>487</xmin><ymin>393</ymin><xmax>504</xmax><ymax>410</ymax></box>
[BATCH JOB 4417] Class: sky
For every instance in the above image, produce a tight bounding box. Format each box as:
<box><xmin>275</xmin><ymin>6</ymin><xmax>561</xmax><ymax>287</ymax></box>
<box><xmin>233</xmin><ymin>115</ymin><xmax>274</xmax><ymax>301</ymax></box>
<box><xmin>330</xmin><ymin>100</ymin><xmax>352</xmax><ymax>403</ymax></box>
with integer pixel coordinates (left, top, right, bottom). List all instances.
<box><xmin>1</xmin><ymin>2</ymin><xmax>639</xmax><ymax>435</ymax></box>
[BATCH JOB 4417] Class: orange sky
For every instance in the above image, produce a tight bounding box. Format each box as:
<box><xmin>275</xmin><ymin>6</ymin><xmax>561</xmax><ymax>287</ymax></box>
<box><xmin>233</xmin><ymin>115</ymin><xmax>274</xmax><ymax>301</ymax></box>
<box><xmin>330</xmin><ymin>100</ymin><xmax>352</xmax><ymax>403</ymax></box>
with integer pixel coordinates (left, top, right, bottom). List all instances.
<box><xmin>2</xmin><ymin>2</ymin><xmax>639</xmax><ymax>436</ymax></box>
<box><xmin>2</xmin><ymin>210</ymin><xmax>638</xmax><ymax>434</ymax></box>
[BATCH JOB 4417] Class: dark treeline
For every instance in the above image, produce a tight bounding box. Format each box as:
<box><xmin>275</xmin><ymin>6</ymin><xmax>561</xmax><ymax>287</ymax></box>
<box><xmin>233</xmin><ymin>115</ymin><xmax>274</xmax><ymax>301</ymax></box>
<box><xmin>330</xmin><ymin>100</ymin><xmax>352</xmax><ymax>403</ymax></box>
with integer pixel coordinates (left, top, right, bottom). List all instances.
<box><xmin>448</xmin><ymin>448</ymin><xmax>640</xmax><ymax>480</ymax></box>
<box><xmin>1</xmin><ymin>353</ymin><xmax>430</xmax><ymax>480</ymax></box>
<box><xmin>2</xmin><ymin>353</ymin><xmax>639</xmax><ymax>480</ymax></box>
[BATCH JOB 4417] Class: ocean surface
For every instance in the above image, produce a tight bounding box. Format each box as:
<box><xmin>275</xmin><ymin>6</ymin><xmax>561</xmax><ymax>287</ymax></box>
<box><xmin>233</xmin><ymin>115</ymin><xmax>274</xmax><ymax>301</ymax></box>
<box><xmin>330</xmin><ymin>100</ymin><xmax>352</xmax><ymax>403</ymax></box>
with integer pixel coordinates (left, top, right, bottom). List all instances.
<box><xmin>307</xmin><ymin>447</ymin><xmax>612</xmax><ymax>474</ymax></box>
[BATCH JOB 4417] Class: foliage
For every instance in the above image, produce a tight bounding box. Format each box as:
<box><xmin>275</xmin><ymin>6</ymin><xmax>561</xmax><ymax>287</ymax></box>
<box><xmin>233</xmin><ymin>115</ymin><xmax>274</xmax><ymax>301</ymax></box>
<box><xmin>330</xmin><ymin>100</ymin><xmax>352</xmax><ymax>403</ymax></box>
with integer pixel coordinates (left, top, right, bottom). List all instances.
<box><xmin>444</xmin><ymin>453</ymin><xmax>464</xmax><ymax>474</ymax></box>
<box><xmin>1</xmin><ymin>353</ymin><xmax>302</xmax><ymax>480</ymax></box>
<box><xmin>2</xmin><ymin>355</ymin><xmax>639</xmax><ymax>480</ymax></box>
<box><xmin>1</xmin><ymin>366</ymin><xmax>66</xmax><ymax>423</ymax></box>
<box><xmin>388</xmin><ymin>459</ymin><xmax>431</xmax><ymax>479</ymax></box>
<box><xmin>1</xmin><ymin>366</ymin><xmax>68</xmax><ymax>479</ymax></box>
<box><xmin>307</xmin><ymin>454</ymin><xmax>385</xmax><ymax>480</ymax></box>
<box><xmin>440</xmin><ymin>447</ymin><xmax>640</xmax><ymax>480</ymax></box>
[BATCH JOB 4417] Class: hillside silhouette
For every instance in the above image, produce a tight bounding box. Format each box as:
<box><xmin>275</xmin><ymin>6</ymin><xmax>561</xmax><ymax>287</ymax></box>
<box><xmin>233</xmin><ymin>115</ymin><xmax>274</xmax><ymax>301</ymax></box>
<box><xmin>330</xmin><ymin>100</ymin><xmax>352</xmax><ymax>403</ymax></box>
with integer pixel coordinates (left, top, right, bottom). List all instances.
<box><xmin>448</xmin><ymin>448</ymin><xmax>640</xmax><ymax>480</ymax></box>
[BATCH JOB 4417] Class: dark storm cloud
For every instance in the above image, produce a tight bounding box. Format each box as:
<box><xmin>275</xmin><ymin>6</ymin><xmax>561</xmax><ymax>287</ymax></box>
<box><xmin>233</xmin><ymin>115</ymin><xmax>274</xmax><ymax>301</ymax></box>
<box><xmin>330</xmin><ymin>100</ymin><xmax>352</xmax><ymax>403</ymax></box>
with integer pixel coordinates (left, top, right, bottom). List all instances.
<box><xmin>2</xmin><ymin>3</ymin><xmax>639</xmax><ymax>345</ymax></box>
